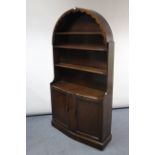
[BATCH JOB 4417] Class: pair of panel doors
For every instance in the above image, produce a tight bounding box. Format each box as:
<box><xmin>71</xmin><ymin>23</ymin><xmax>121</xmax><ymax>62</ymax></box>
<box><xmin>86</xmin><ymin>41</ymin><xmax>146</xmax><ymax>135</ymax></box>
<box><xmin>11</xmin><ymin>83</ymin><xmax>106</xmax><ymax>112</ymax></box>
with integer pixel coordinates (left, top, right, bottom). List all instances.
<box><xmin>51</xmin><ymin>87</ymin><xmax>102</xmax><ymax>141</ymax></box>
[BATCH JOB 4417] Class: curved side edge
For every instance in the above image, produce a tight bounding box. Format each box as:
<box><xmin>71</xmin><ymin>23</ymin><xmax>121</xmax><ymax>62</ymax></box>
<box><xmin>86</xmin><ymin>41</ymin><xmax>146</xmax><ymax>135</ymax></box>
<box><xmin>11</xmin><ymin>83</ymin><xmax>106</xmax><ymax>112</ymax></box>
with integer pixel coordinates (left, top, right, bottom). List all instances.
<box><xmin>52</xmin><ymin>8</ymin><xmax>114</xmax><ymax>43</ymax></box>
<box><xmin>51</xmin><ymin>119</ymin><xmax>112</xmax><ymax>150</ymax></box>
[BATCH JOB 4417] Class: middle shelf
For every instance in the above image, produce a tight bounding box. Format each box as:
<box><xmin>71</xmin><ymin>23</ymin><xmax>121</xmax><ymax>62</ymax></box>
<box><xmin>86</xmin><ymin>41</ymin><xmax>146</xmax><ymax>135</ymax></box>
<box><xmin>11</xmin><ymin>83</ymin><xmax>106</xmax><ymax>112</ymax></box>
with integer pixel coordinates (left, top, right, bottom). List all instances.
<box><xmin>53</xmin><ymin>44</ymin><xmax>107</xmax><ymax>51</ymax></box>
<box><xmin>55</xmin><ymin>62</ymin><xmax>107</xmax><ymax>75</ymax></box>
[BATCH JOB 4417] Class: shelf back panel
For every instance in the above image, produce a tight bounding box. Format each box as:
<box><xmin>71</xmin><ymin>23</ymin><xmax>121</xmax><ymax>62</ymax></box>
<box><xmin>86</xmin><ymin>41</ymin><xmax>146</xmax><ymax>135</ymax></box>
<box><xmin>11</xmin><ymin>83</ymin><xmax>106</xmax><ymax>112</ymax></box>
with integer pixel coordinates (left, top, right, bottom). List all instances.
<box><xmin>55</xmin><ymin>68</ymin><xmax>107</xmax><ymax>91</ymax></box>
<box><xmin>53</xmin><ymin>35</ymin><xmax>104</xmax><ymax>46</ymax></box>
<box><xmin>55</xmin><ymin>12</ymin><xmax>101</xmax><ymax>32</ymax></box>
<box><xmin>56</xmin><ymin>49</ymin><xmax>107</xmax><ymax>69</ymax></box>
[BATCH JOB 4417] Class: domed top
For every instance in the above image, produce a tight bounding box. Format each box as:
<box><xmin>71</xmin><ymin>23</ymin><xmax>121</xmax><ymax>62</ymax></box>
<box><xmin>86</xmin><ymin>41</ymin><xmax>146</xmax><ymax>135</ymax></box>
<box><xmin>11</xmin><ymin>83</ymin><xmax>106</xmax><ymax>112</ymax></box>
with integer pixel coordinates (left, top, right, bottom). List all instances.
<box><xmin>53</xmin><ymin>8</ymin><xmax>113</xmax><ymax>42</ymax></box>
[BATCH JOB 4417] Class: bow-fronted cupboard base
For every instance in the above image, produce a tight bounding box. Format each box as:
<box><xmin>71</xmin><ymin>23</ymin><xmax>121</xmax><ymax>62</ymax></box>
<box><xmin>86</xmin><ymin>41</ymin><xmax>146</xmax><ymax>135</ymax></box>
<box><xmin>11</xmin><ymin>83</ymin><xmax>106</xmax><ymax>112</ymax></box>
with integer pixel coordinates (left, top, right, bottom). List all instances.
<box><xmin>50</xmin><ymin>8</ymin><xmax>114</xmax><ymax>150</ymax></box>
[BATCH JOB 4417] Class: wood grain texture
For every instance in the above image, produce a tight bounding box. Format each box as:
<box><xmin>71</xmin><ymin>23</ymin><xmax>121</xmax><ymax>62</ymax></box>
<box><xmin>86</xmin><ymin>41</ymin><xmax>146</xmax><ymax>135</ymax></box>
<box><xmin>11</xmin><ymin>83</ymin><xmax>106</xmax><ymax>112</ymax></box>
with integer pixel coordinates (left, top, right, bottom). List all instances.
<box><xmin>50</xmin><ymin>8</ymin><xmax>114</xmax><ymax>150</ymax></box>
<box><xmin>55</xmin><ymin>63</ymin><xmax>107</xmax><ymax>75</ymax></box>
<box><xmin>52</xmin><ymin>81</ymin><xmax>105</xmax><ymax>101</ymax></box>
<box><xmin>54</xmin><ymin>44</ymin><xmax>107</xmax><ymax>51</ymax></box>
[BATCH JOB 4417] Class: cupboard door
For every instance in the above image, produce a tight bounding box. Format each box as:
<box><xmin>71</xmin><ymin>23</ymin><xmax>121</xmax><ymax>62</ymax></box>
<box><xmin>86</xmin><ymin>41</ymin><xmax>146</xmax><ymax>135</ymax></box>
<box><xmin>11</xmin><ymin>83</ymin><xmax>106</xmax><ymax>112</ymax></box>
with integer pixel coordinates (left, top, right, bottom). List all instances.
<box><xmin>76</xmin><ymin>97</ymin><xmax>102</xmax><ymax>140</ymax></box>
<box><xmin>68</xmin><ymin>94</ymin><xmax>77</xmax><ymax>131</ymax></box>
<box><xmin>52</xmin><ymin>89</ymin><xmax>69</xmax><ymax>128</ymax></box>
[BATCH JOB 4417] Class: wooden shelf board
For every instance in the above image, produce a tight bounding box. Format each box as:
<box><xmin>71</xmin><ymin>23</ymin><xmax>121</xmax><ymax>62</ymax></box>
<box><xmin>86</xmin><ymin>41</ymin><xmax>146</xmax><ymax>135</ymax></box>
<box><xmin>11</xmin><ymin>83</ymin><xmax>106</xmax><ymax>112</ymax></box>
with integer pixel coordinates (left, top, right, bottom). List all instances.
<box><xmin>53</xmin><ymin>44</ymin><xmax>107</xmax><ymax>51</ymax></box>
<box><xmin>55</xmin><ymin>63</ymin><xmax>107</xmax><ymax>75</ymax></box>
<box><xmin>55</xmin><ymin>32</ymin><xmax>102</xmax><ymax>35</ymax></box>
<box><xmin>52</xmin><ymin>81</ymin><xmax>105</xmax><ymax>101</ymax></box>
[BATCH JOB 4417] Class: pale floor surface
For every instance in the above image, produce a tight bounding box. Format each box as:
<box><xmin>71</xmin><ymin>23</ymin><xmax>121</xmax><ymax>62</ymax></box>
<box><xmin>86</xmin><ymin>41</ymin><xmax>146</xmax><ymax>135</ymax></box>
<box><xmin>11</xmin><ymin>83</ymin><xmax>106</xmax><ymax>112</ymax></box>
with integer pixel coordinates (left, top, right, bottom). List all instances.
<box><xmin>26</xmin><ymin>109</ymin><xmax>129</xmax><ymax>155</ymax></box>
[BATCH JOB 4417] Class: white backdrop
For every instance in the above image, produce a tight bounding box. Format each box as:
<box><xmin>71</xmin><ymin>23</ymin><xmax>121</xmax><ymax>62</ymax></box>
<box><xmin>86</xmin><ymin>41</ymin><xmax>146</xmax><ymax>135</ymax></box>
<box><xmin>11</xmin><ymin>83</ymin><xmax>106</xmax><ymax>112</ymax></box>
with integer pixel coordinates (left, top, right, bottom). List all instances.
<box><xmin>26</xmin><ymin>0</ymin><xmax>129</xmax><ymax>115</ymax></box>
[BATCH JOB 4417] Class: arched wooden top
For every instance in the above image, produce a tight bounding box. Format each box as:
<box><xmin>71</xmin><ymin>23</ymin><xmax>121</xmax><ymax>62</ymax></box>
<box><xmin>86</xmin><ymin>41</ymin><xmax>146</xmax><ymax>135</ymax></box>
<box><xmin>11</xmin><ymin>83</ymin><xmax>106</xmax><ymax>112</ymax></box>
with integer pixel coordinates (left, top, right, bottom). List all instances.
<box><xmin>53</xmin><ymin>8</ymin><xmax>113</xmax><ymax>43</ymax></box>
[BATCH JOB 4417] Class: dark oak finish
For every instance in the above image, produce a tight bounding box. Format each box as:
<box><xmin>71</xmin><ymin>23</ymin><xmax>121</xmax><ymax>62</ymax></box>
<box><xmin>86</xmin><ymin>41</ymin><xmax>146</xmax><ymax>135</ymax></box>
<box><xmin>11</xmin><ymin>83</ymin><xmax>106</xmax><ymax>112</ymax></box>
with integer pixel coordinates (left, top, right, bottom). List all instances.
<box><xmin>55</xmin><ymin>32</ymin><xmax>102</xmax><ymax>35</ymax></box>
<box><xmin>55</xmin><ymin>63</ymin><xmax>107</xmax><ymax>75</ymax></box>
<box><xmin>54</xmin><ymin>44</ymin><xmax>107</xmax><ymax>51</ymax></box>
<box><xmin>50</xmin><ymin>8</ymin><xmax>114</xmax><ymax>150</ymax></box>
<box><xmin>52</xmin><ymin>81</ymin><xmax>105</xmax><ymax>101</ymax></box>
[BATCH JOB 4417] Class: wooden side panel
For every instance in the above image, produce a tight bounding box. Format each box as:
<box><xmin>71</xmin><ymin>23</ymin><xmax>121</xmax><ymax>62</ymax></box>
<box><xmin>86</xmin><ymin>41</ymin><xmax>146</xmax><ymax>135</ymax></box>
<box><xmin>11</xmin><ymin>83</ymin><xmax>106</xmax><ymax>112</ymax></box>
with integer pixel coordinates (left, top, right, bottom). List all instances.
<box><xmin>107</xmin><ymin>42</ymin><xmax>114</xmax><ymax>95</ymax></box>
<box><xmin>102</xmin><ymin>41</ymin><xmax>114</xmax><ymax>141</ymax></box>
<box><xmin>52</xmin><ymin>89</ymin><xmax>69</xmax><ymax>128</ymax></box>
<box><xmin>76</xmin><ymin>97</ymin><xmax>102</xmax><ymax>140</ymax></box>
<box><xmin>102</xmin><ymin>94</ymin><xmax>111</xmax><ymax>141</ymax></box>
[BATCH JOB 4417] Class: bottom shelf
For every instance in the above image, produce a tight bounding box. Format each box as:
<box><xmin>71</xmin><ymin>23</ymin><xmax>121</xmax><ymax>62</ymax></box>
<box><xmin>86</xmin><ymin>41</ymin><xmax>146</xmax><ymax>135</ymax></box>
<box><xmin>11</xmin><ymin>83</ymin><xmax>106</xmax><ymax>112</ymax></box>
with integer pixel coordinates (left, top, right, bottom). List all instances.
<box><xmin>52</xmin><ymin>81</ymin><xmax>105</xmax><ymax>101</ymax></box>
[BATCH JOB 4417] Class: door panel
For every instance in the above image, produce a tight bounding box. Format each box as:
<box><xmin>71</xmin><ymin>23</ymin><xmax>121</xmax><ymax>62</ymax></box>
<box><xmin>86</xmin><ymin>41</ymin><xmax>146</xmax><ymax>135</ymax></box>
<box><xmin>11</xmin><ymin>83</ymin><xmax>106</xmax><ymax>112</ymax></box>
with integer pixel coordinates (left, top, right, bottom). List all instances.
<box><xmin>52</xmin><ymin>89</ymin><xmax>69</xmax><ymax>128</ymax></box>
<box><xmin>68</xmin><ymin>94</ymin><xmax>77</xmax><ymax>130</ymax></box>
<box><xmin>76</xmin><ymin>97</ymin><xmax>101</xmax><ymax>140</ymax></box>
<box><xmin>52</xmin><ymin>88</ymin><xmax>102</xmax><ymax>140</ymax></box>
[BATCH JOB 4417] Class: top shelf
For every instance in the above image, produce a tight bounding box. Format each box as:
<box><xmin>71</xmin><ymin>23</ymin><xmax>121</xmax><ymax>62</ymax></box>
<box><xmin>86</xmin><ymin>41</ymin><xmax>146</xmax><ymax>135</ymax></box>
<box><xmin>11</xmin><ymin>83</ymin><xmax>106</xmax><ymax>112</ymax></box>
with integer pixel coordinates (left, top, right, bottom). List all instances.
<box><xmin>54</xmin><ymin>32</ymin><xmax>102</xmax><ymax>35</ymax></box>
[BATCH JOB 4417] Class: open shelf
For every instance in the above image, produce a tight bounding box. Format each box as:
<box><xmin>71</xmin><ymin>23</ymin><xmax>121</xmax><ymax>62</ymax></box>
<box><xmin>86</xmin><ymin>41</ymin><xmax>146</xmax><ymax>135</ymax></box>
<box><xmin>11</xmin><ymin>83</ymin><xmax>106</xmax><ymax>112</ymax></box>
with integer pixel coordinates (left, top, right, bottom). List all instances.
<box><xmin>55</xmin><ymin>32</ymin><xmax>102</xmax><ymax>35</ymax></box>
<box><xmin>52</xmin><ymin>81</ymin><xmax>105</xmax><ymax>101</ymax></box>
<box><xmin>51</xmin><ymin>8</ymin><xmax>114</xmax><ymax>149</ymax></box>
<box><xmin>53</xmin><ymin>44</ymin><xmax>107</xmax><ymax>51</ymax></box>
<box><xmin>55</xmin><ymin>62</ymin><xmax>107</xmax><ymax>75</ymax></box>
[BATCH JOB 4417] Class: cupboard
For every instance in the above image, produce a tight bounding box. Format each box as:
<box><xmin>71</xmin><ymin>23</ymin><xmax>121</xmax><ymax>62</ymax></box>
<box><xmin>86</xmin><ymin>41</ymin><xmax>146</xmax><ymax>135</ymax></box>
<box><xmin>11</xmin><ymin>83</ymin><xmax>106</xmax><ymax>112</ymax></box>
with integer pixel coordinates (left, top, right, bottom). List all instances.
<box><xmin>50</xmin><ymin>8</ymin><xmax>114</xmax><ymax>150</ymax></box>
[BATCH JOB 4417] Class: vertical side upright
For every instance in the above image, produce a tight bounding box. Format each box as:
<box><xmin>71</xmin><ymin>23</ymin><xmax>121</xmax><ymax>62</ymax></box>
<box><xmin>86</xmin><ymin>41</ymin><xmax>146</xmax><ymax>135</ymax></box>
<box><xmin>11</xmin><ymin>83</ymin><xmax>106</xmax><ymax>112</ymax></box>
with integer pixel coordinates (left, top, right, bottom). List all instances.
<box><xmin>102</xmin><ymin>41</ymin><xmax>114</xmax><ymax>141</ymax></box>
<box><xmin>107</xmin><ymin>41</ymin><xmax>114</xmax><ymax>98</ymax></box>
